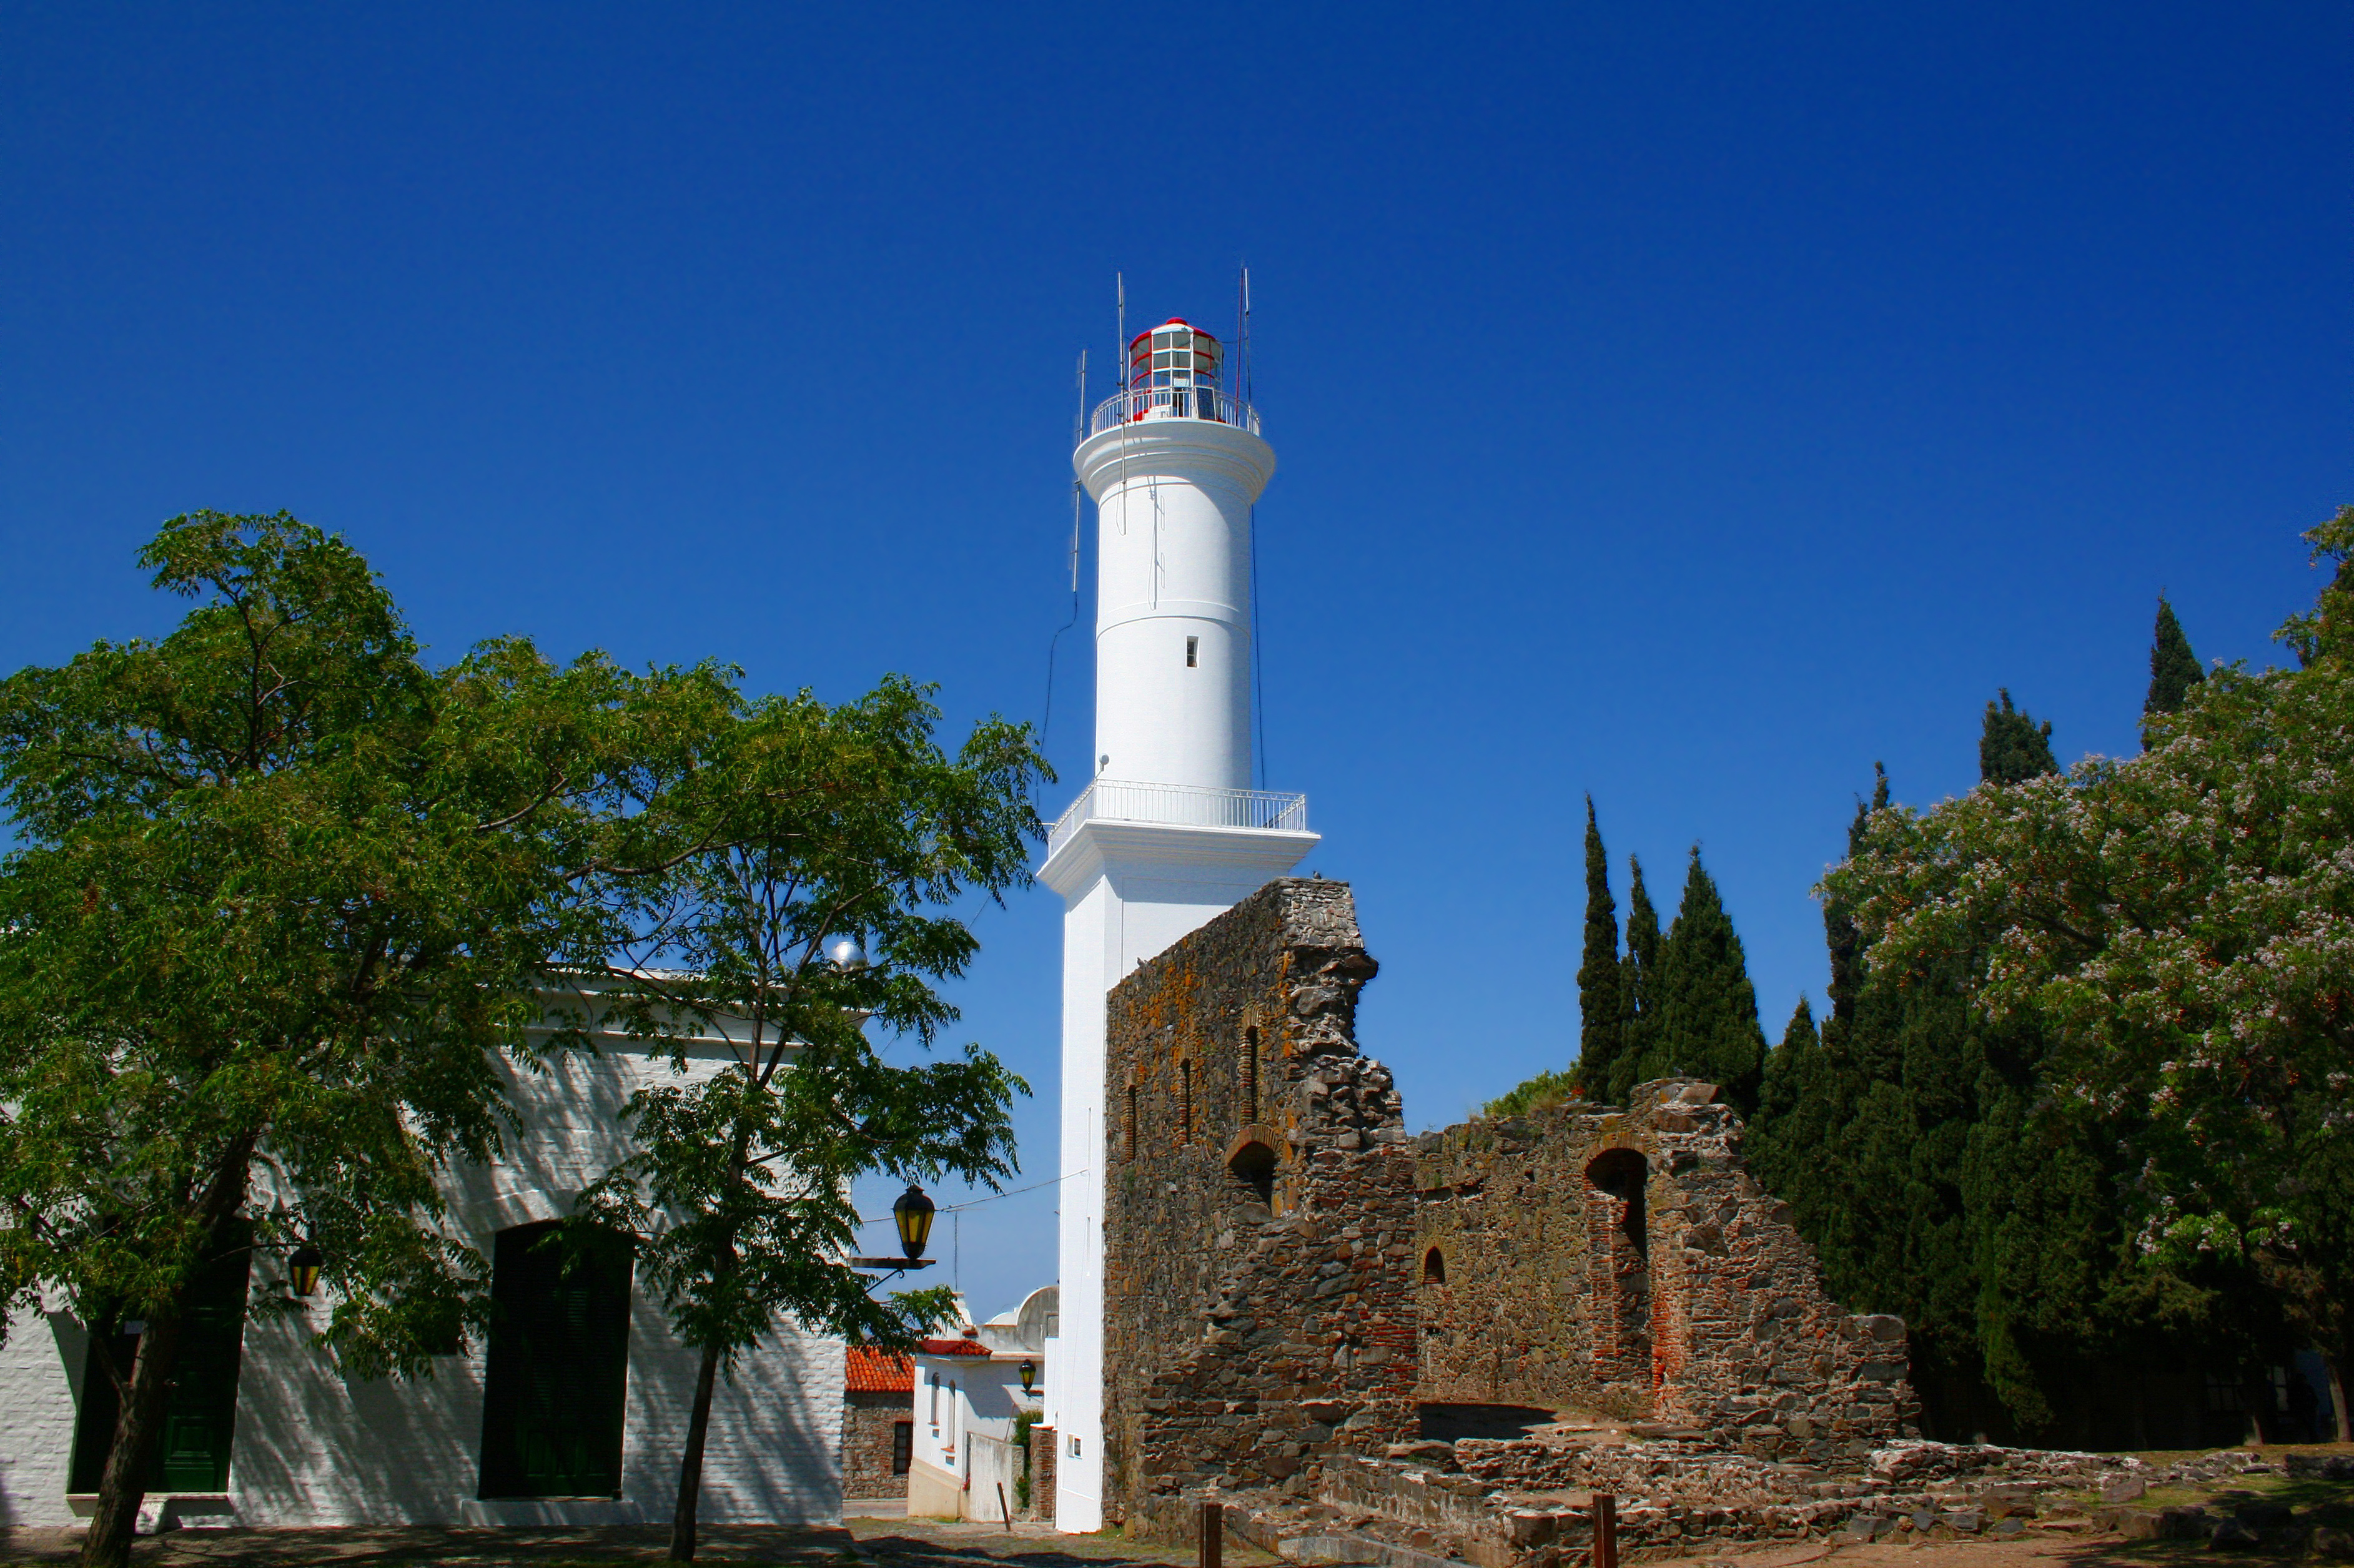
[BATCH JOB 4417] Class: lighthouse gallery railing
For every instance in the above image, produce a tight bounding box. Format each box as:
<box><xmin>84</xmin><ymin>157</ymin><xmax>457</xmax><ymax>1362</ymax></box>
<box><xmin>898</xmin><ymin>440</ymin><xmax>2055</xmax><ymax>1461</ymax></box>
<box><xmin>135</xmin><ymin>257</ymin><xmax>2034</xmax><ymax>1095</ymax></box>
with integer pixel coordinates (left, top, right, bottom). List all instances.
<box><xmin>1086</xmin><ymin>386</ymin><xmax>1260</xmax><ymax>441</ymax></box>
<box><xmin>1046</xmin><ymin>780</ymin><xmax>1308</xmax><ymax>859</ymax></box>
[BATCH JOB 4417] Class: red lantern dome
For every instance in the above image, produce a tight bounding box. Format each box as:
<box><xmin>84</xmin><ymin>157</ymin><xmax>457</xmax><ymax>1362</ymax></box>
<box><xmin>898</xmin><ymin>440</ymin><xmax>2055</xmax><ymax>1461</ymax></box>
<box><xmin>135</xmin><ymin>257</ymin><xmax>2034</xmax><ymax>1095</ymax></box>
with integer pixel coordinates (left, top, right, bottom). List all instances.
<box><xmin>1127</xmin><ymin>318</ymin><xmax>1223</xmax><ymax>394</ymax></box>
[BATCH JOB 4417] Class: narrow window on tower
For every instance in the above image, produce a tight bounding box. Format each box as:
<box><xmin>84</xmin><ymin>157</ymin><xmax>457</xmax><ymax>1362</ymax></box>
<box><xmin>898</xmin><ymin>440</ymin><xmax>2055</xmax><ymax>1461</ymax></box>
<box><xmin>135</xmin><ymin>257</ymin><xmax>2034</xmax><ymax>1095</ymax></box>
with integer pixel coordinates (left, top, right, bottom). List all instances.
<box><xmin>1179</xmin><ymin>1060</ymin><xmax>1194</xmax><ymax>1145</ymax></box>
<box><xmin>1185</xmin><ymin>636</ymin><xmax>1199</xmax><ymax>668</ymax></box>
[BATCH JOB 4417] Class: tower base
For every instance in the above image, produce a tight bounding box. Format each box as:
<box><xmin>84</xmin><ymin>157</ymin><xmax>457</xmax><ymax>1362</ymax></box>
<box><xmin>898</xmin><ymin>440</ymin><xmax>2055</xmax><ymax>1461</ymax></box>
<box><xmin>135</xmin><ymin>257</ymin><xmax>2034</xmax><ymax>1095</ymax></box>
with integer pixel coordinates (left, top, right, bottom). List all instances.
<box><xmin>1041</xmin><ymin>807</ymin><xmax>1316</xmax><ymax>1534</ymax></box>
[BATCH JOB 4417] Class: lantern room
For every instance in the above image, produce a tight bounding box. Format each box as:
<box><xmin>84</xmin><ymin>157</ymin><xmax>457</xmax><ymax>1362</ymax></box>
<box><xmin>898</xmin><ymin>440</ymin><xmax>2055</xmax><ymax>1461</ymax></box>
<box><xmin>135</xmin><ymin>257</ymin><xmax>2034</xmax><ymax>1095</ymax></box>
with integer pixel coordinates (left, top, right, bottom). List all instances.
<box><xmin>1127</xmin><ymin>318</ymin><xmax>1222</xmax><ymax>393</ymax></box>
<box><xmin>1085</xmin><ymin>312</ymin><xmax>1260</xmax><ymax>438</ymax></box>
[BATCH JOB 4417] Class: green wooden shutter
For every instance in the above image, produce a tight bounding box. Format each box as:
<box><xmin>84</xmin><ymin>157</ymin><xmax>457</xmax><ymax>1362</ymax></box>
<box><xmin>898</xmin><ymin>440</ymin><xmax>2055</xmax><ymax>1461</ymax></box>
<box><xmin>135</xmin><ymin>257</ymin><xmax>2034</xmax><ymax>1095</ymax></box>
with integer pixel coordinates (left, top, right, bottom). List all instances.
<box><xmin>68</xmin><ymin>1229</ymin><xmax>252</xmax><ymax>1494</ymax></box>
<box><xmin>477</xmin><ymin>1221</ymin><xmax>633</xmax><ymax>1498</ymax></box>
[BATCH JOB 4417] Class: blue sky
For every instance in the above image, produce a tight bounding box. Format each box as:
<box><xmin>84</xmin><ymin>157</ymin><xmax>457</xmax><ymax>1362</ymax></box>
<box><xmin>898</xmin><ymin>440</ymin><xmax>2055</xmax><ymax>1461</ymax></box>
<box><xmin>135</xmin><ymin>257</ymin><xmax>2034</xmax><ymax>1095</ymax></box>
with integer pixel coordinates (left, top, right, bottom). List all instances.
<box><xmin>4</xmin><ymin>4</ymin><xmax>2348</xmax><ymax>1319</ymax></box>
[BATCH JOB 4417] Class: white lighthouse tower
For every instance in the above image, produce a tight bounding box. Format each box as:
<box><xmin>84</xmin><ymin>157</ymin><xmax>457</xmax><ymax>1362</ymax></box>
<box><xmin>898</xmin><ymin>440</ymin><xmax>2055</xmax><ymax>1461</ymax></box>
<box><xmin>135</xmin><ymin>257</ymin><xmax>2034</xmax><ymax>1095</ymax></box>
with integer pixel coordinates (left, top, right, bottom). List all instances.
<box><xmin>1038</xmin><ymin>318</ymin><xmax>1317</xmax><ymax>1532</ymax></box>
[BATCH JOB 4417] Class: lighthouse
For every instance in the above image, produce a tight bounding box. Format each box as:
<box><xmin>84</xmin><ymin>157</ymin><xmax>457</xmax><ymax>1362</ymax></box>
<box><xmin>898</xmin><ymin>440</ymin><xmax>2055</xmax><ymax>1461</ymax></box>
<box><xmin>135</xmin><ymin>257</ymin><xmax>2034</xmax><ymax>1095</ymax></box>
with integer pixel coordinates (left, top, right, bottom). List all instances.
<box><xmin>1038</xmin><ymin>318</ymin><xmax>1317</xmax><ymax>1532</ymax></box>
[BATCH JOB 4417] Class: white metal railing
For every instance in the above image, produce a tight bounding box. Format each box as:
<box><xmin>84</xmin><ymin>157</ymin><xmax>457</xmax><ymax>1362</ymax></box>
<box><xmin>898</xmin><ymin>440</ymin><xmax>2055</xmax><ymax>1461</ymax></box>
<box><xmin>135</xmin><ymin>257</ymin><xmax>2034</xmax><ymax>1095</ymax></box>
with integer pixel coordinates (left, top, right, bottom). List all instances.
<box><xmin>1085</xmin><ymin>385</ymin><xmax>1261</xmax><ymax>441</ymax></box>
<box><xmin>1046</xmin><ymin>779</ymin><xmax>1309</xmax><ymax>859</ymax></box>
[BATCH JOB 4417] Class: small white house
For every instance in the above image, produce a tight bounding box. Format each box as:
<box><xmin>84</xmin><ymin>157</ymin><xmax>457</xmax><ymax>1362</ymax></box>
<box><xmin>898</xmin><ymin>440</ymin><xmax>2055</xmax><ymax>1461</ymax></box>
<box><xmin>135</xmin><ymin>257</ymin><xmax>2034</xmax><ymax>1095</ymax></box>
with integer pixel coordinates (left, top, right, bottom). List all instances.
<box><xmin>0</xmin><ymin>991</ymin><xmax>846</xmax><ymax>1531</ymax></box>
<box><xmin>904</xmin><ymin>1286</ymin><xmax>1053</xmax><ymax>1523</ymax></box>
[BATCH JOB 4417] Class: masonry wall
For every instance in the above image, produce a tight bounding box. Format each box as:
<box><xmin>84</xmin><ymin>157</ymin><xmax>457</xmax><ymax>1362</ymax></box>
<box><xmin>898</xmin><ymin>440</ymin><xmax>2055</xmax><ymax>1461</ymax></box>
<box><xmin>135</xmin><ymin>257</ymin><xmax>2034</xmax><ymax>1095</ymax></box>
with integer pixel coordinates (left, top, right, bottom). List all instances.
<box><xmin>1101</xmin><ymin>879</ymin><xmax>1418</xmax><ymax>1528</ymax></box>
<box><xmin>843</xmin><ymin>1391</ymin><xmax>911</xmax><ymax>1499</ymax></box>
<box><xmin>1416</xmin><ymin>1081</ymin><xmax>1917</xmax><ymax>1460</ymax></box>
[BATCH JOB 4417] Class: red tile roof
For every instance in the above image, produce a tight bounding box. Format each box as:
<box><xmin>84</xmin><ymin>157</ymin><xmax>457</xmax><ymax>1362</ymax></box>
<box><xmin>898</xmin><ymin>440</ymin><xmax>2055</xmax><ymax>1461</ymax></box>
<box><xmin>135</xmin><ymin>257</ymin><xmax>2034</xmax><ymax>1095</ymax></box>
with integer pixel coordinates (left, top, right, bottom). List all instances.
<box><xmin>846</xmin><ymin>1348</ymin><xmax>914</xmax><ymax>1393</ymax></box>
<box><xmin>917</xmin><ymin>1336</ymin><xmax>993</xmax><ymax>1357</ymax></box>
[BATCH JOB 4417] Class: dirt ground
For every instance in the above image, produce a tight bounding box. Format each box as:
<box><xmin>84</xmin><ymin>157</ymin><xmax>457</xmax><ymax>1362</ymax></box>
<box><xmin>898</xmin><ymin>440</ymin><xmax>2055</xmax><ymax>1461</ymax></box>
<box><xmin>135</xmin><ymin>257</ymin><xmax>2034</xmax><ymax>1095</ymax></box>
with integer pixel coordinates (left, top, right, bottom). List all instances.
<box><xmin>2</xmin><ymin>1446</ymin><xmax>2346</xmax><ymax>1568</ymax></box>
<box><xmin>0</xmin><ymin>1517</ymin><xmax>2293</xmax><ymax>1568</ymax></box>
<box><xmin>0</xmin><ymin>1514</ymin><xmax>1277</xmax><ymax>1568</ymax></box>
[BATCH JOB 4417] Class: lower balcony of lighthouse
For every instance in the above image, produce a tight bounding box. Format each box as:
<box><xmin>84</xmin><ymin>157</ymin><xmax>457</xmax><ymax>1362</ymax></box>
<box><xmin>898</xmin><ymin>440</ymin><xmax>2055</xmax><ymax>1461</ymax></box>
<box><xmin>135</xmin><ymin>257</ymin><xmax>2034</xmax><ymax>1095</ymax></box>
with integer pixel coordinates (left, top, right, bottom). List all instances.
<box><xmin>1037</xmin><ymin>781</ymin><xmax>1317</xmax><ymax>902</ymax></box>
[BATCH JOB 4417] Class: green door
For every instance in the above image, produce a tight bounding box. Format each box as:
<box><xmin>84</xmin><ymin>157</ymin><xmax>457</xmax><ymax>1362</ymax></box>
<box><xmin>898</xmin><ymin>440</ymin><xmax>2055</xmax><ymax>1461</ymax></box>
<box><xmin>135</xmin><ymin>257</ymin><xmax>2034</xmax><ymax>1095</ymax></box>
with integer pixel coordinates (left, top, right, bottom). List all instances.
<box><xmin>477</xmin><ymin>1221</ymin><xmax>633</xmax><ymax>1498</ymax></box>
<box><xmin>68</xmin><ymin>1234</ymin><xmax>252</xmax><ymax>1494</ymax></box>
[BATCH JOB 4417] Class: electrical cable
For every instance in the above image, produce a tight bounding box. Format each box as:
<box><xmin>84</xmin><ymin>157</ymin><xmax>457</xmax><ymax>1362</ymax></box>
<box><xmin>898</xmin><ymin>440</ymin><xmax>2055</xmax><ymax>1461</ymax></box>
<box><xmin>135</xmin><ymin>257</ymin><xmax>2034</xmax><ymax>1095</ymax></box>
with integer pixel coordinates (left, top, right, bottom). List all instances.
<box><xmin>858</xmin><ymin>1168</ymin><xmax>1082</xmax><ymax>1226</ymax></box>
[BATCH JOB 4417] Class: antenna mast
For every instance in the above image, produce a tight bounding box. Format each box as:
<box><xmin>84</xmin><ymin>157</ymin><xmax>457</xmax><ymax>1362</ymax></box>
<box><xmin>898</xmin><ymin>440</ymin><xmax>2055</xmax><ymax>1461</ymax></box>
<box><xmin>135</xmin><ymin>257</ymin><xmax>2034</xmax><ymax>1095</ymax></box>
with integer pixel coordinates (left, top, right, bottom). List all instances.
<box><xmin>1070</xmin><ymin>349</ymin><xmax>1086</xmax><ymax>589</ymax></box>
<box><xmin>1239</xmin><ymin>265</ymin><xmax>1254</xmax><ymax>405</ymax></box>
<box><xmin>1044</xmin><ymin>347</ymin><xmax>1089</xmax><ymax>742</ymax></box>
<box><xmin>1240</xmin><ymin>263</ymin><xmax>1267</xmax><ymax>789</ymax></box>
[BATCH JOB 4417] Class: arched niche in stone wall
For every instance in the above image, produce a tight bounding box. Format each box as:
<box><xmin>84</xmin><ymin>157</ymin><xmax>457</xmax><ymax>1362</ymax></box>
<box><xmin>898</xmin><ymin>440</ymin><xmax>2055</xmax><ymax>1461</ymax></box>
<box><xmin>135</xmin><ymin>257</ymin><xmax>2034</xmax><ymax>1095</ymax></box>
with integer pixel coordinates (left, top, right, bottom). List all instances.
<box><xmin>1225</xmin><ymin>1132</ymin><xmax>1277</xmax><ymax>1209</ymax></box>
<box><xmin>1584</xmin><ymin>1146</ymin><xmax>1653</xmax><ymax>1393</ymax></box>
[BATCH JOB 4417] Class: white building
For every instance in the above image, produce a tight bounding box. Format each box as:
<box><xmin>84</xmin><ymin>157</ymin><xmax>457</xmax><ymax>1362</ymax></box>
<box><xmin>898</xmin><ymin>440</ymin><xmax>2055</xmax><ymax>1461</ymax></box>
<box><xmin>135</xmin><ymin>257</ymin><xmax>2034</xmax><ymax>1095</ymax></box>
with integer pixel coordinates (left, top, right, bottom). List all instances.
<box><xmin>1038</xmin><ymin>317</ymin><xmax>1316</xmax><ymax>1531</ymax></box>
<box><xmin>0</xmin><ymin>997</ymin><xmax>844</xmax><ymax>1532</ymax></box>
<box><xmin>904</xmin><ymin>1286</ymin><xmax>1052</xmax><ymax>1524</ymax></box>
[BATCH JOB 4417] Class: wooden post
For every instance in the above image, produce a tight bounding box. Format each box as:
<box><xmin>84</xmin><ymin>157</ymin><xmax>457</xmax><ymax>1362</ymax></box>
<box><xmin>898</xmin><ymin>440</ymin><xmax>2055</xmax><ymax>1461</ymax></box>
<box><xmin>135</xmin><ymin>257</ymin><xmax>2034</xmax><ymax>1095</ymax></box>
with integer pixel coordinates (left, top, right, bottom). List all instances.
<box><xmin>1593</xmin><ymin>1492</ymin><xmax>1618</xmax><ymax>1568</ymax></box>
<box><xmin>1200</xmin><ymin>1500</ymin><xmax>1224</xmax><ymax>1568</ymax></box>
<box><xmin>998</xmin><ymin>1482</ymin><xmax>1012</xmax><ymax>1528</ymax></box>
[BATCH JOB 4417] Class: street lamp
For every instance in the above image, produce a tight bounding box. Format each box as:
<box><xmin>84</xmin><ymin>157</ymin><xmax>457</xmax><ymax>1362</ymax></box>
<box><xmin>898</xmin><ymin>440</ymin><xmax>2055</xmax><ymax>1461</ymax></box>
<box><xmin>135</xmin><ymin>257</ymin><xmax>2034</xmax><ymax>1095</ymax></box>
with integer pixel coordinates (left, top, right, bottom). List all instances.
<box><xmin>893</xmin><ymin>1185</ymin><xmax>936</xmax><ymax>1263</ymax></box>
<box><xmin>287</xmin><ymin>1244</ymin><xmax>324</xmax><ymax>1298</ymax></box>
<box><xmin>1019</xmin><ymin>1359</ymin><xmax>1036</xmax><ymax>1394</ymax></box>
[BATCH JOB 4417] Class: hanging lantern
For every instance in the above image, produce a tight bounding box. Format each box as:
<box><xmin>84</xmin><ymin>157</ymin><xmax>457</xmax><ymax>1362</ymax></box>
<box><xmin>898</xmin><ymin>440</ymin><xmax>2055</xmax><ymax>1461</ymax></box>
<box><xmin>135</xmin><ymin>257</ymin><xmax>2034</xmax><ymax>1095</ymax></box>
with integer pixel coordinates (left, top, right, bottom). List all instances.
<box><xmin>1019</xmin><ymin>1359</ymin><xmax>1036</xmax><ymax>1394</ymax></box>
<box><xmin>288</xmin><ymin>1244</ymin><xmax>324</xmax><ymax>1298</ymax></box>
<box><xmin>892</xmin><ymin>1185</ymin><xmax>936</xmax><ymax>1263</ymax></box>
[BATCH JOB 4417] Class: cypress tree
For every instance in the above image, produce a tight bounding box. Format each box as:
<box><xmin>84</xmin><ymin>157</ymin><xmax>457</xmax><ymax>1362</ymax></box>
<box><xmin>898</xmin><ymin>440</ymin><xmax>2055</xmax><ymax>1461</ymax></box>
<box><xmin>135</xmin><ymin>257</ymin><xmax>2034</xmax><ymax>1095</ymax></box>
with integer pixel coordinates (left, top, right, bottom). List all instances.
<box><xmin>1749</xmin><ymin>996</ymin><xmax>1836</xmax><ymax>1239</ymax></box>
<box><xmin>1822</xmin><ymin>765</ymin><xmax>1889</xmax><ymax>1044</ymax></box>
<box><xmin>1642</xmin><ymin>847</ymin><xmax>1769</xmax><ymax>1113</ymax></box>
<box><xmin>1755</xmin><ymin>997</ymin><xmax>1819</xmax><ymax>1142</ymax></box>
<box><xmin>1979</xmin><ymin>689</ymin><xmax>2057</xmax><ymax>785</ymax></box>
<box><xmin>1610</xmin><ymin>856</ymin><xmax>1662</xmax><ymax>1105</ymax></box>
<box><xmin>2144</xmin><ymin>595</ymin><xmax>2204</xmax><ymax>719</ymax></box>
<box><xmin>1573</xmin><ymin>797</ymin><xmax>1622</xmax><ymax>1097</ymax></box>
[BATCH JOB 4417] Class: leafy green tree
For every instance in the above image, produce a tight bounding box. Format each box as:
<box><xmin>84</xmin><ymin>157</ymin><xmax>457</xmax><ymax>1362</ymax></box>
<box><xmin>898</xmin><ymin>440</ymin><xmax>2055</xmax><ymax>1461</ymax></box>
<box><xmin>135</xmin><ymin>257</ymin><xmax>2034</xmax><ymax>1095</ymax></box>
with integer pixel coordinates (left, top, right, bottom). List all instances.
<box><xmin>573</xmin><ymin>673</ymin><xmax>1047</xmax><ymax>1560</ymax></box>
<box><xmin>1834</xmin><ymin>512</ymin><xmax>2354</xmax><ymax>1439</ymax></box>
<box><xmin>1746</xmin><ymin>754</ymin><xmax>2245</xmax><ymax>1444</ymax></box>
<box><xmin>2145</xmin><ymin>594</ymin><xmax>2205</xmax><ymax>721</ymax></box>
<box><xmin>1610</xmin><ymin>855</ymin><xmax>1663</xmax><ymax>1103</ymax></box>
<box><xmin>0</xmin><ymin>514</ymin><xmax>622</xmax><ymax>1568</ymax></box>
<box><xmin>1572</xmin><ymin>797</ymin><xmax>1623</xmax><ymax>1096</ymax></box>
<box><xmin>2277</xmin><ymin>503</ymin><xmax>2354</xmax><ymax>668</ymax></box>
<box><xmin>1978</xmin><ymin>689</ymin><xmax>2057</xmax><ymax>785</ymax></box>
<box><xmin>1623</xmin><ymin>848</ymin><xmax>1768</xmax><ymax>1112</ymax></box>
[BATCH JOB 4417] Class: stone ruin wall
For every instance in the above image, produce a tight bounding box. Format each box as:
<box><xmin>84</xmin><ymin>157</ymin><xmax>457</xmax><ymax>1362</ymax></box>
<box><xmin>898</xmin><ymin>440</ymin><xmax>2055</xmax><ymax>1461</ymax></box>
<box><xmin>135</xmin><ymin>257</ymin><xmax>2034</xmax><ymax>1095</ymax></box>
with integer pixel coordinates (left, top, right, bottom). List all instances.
<box><xmin>1416</xmin><ymin>1085</ymin><xmax>1919</xmax><ymax>1459</ymax></box>
<box><xmin>1101</xmin><ymin>878</ymin><xmax>1420</xmax><ymax>1527</ymax></box>
<box><xmin>1099</xmin><ymin>877</ymin><xmax>1921</xmax><ymax>1548</ymax></box>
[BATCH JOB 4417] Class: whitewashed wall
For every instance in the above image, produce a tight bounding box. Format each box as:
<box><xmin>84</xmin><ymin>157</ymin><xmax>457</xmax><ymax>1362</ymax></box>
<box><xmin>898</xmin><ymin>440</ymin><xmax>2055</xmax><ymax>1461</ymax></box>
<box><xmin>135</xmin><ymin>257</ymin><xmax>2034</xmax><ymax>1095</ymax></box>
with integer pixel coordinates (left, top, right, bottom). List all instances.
<box><xmin>0</xmin><ymin>1029</ymin><xmax>846</xmax><ymax>1529</ymax></box>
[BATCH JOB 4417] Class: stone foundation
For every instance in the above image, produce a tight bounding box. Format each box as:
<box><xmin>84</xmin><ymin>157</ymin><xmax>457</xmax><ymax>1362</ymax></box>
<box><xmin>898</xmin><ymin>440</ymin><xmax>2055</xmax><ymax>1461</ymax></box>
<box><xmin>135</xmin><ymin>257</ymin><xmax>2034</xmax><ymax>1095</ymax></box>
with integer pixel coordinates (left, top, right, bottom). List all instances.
<box><xmin>1146</xmin><ymin>1441</ymin><xmax>2275</xmax><ymax>1567</ymax></box>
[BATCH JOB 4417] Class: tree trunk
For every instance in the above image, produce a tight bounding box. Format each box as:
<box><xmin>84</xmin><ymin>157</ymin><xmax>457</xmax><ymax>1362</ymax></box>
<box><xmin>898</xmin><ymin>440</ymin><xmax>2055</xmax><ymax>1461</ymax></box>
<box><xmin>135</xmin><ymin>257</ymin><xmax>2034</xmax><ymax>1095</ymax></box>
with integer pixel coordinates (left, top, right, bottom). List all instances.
<box><xmin>2325</xmin><ymin>1349</ymin><xmax>2352</xmax><ymax>1444</ymax></box>
<box><xmin>82</xmin><ymin>1134</ymin><xmax>257</xmax><ymax>1568</ymax></box>
<box><xmin>668</xmin><ymin>1339</ymin><xmax>725</xmax><ymax>1561</ymax></box>
<box><xmin>79</xmin><ymin>1308</ymin><xmax>186</xmax><ymax>1568</ymax></box>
